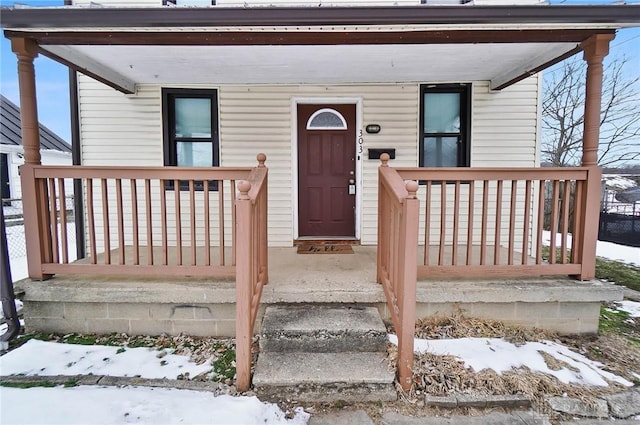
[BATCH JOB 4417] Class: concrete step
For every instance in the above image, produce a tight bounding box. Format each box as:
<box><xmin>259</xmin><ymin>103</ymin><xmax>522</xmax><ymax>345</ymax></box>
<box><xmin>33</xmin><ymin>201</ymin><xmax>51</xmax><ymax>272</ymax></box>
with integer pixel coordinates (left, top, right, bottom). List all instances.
<box><xmin>253</xmin><ymin>351</ymin><xmax>397</xmax><ymax>402</ymax></box>
<box><xmin>260</xmin><ymin>304</ymin><xmax>388</xmax><ymax>353</ymax></box>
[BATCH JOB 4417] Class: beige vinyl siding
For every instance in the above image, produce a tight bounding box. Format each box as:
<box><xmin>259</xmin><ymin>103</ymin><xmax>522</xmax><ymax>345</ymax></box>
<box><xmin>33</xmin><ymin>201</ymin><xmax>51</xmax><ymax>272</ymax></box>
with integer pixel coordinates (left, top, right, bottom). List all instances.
<box><xmin>472</xmin><ymin>77</ymin><xmax>540</xmax><ymax>167</ymax></box>
<box><xmin>76</xmin><ymin>75</ymin><xmax>539</xmax><ymax>248</ymax></box>
<box><xmin>78</xmin><ymin>75</ymin><xmax>162</xmax><ymax>166</ymax></box>
<box><xmin>219</xmin><ymin>84</ymin><xmax>419</xmax><ymax>246</ymax></box>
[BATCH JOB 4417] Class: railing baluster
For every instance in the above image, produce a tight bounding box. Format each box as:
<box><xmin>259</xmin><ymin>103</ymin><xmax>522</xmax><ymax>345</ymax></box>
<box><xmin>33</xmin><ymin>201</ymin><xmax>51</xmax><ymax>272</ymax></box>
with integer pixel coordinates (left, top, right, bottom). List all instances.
<box><xmin>47</xmin><ymin>178</ymin><xmax>59</xmax><ymax>263</ymax></box>
<box><xmin>219</xmin><ymin>180</ymin><xmax>225</xmax><ymax>266</ymax></box>
<box><xmin>536</xmin><ymin>180</ymin><xmax>545</xmax><ymax>264</ymax></box>
<box><xmin>231</xmin><ymin>180</ymin><xmax>237</xmax><ymax>266</ymax></box>
<box><xmin>189</xmin><ymin>180</ymin><xmax>196</xmax><ymax>266</ymax></box>
<box><xmin>145</xmin><ymin>179</ymin><xmax>153</xmax><ymax>266</ymax></box>
<box><xmin>87</xmin><ymin>178</ymin><xmax>96</xmax><ymax>264</ymax></box>
<box><xmin>452</xmin><ymin>180</ymin><xmax>460</xmax><ymax>266</ymax></box>
<box><xmin>204</xmin><ymin>180</ymin><xmax>211</xmax><ymax>267</ymax></box>
<box><xmin>58</xmin><ymin>178</ymin><xmax>68</xmax><ymax>264</ymax></box>
<box><xmin>508</xmin><ymin>180</ymin><xmax>517</xmax><ymax>265</ymax></box>
<box><xmin>572</xmin><ymin>180</ymin><xmax>584</xmax><ymax>264</ymax></box>
<box><xmin>174</xmin><ymin>179</ymin><xmax>182</xmax><ymax>266</ymax></box>
<box><xmin>480</xmin><ymin>180</ymin><xmax>489</xmax><ymax>265</ymax></box>
<box><xmin>466</xmin><ymin>181</ymin><xmax>475</xmax><ymax>266</ymax></box>
<box><xmin>160</xmin><ymin>180</ymin><xmax>168</xmax><ymax>266</ymax></box>
<box><xmin>549</xmin><ymin>180</ymin><xmax>560</xmax><ymax>264</ymax></box>
<box><xmin>131</xmin><ymin>179</ymin><xmax>139</xmax><ymax>266</ymax></box>
<box><xmin>101</xmin><ymin>178</ymin><xmax>111</xmax><ymax>265</ymax></box>
<box><xmin>522</xmin><ymin>180</ymin><xmax>532</xmax><ymax>265</ymax></box>
<box><xmin>561</xmin><ymin>180</ymin><xmax>571</xmax><ymax>264</ymax></box>
<box><xmin>494</xmin><ymin>179</ymin><xmax>503</xmax><ymax>265</ymax></box>
<box><xmin>115</xmin><ymin>179</ymin><xmax>125</xmax><ymax>265</ymax></box>
<box><xmin>424</xmin><ymin>181</ymin><xmax>432</xmax><ymax>266</ymax></box>
<box><xmin>439</xmin><ymin>181</ymin><xmax>446</xmax><ymax>266</ymax></box>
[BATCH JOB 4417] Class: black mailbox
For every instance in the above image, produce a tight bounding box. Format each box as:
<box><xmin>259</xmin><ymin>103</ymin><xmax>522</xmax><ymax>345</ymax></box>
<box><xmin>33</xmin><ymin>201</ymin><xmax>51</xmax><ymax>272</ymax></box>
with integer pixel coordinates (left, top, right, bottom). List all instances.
<box><xmin>368</xmin><ymin>148</ymin><xmax>396</xmax><ymax>160</ymax></box>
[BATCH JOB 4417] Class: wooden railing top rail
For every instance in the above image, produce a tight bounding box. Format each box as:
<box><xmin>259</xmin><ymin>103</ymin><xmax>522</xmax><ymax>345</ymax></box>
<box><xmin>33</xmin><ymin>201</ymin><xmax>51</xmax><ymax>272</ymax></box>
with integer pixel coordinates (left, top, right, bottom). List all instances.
<box><xmin>396</xmin><ymin>167</ymin><xmax>591</xmax><ymax>181</ymax></box>
<box><xmin>30</xmin><ymin>165</ymin><xmax>253</xmax><ymax>180</ymax></box>
<box><xmin>379</xmin><ymin>166</ymin><xmax>411</xmax><ymax>204</ymax></box>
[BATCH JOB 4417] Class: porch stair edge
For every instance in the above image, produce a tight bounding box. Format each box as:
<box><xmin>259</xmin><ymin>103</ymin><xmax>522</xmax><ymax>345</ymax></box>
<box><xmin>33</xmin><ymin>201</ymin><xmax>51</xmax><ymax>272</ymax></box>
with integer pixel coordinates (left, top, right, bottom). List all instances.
<box><xmin>253</xmin><ymin>304</ymin><xmax>396</xmax><ymax>402</ymax></box>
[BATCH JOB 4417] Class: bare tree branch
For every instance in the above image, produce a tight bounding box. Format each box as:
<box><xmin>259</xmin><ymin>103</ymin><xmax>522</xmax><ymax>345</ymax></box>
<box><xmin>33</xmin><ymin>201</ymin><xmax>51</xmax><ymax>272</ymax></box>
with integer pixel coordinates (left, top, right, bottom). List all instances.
<box><xmin>542</xmin><ymin>56</ymin><xmax>640</xmax><ymax>167</ymax></box>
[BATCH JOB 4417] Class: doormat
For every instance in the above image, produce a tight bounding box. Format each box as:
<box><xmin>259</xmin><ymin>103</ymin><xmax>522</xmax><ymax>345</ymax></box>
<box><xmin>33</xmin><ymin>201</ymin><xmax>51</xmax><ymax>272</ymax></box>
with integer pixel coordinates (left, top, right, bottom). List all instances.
<box><xmin>297</xmin><ymin>244</ymin><xmax>354</xmax><ymax>254</ymax></box>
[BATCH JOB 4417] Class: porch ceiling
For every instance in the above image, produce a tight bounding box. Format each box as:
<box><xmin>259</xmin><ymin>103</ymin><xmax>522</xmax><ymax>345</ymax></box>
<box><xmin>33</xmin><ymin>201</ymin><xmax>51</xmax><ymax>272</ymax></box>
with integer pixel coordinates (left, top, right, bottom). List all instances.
<box><xmin>40</xmin><ymin>41</ymin><xmax>578</xmax><ymax>91</ymax></box>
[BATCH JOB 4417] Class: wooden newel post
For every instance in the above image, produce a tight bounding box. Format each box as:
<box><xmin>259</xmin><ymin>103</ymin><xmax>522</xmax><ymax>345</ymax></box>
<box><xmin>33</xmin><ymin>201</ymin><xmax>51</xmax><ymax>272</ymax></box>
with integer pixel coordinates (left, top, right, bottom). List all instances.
<box><xmin>255</xmin><ymin>153</ymin><xmax>268</xmax><ymax>284</ymax></box>
<box><xmin>235</xmin><ymin>180</ymin><xmax>253</xmax><ymax>392</ymax></box>
<box><xmin>397</xmin><ymin>180</ymin><xmax>419</xmax><ymax>391</ymax></box>
<box><xmin>376</xmin><ymin>153</ymin><xmax>391</xmax><ymax>284</ymax></box>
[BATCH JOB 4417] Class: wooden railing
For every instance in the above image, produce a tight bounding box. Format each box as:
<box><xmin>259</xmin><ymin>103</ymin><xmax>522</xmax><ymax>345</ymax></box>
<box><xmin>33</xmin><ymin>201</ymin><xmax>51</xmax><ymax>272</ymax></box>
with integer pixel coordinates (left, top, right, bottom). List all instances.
<box><xmin>395</xmin><ymin>165</ymin><xmax>601</xmax><ymax>280</ymax></box>
<box><xmin>20</xmin><ymin>154</ymin><xmax>269</xmax><ymax>392</ymax></box>
<box><xmin>377</xmin><ymin>154</ymin><xmax>602</xmax><ymax>390</ymax></box>
<box><xmin>234</xmin><ymin>158</ymin><xmax>269</xmax><ymax>392</ymax></box>
<box><xmin>377</xmin><ymin>158</ymin><xmax>419</xmax><ymax>391</ymax></box>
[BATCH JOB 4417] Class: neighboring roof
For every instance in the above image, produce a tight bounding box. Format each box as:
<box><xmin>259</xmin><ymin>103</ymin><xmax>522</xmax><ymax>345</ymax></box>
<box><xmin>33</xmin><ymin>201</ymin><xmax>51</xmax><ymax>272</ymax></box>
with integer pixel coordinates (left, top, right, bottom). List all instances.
<box><xmin>0</xmin><ymin>95</ymin><xmax>71</xmax><ymax>153</ymax></box>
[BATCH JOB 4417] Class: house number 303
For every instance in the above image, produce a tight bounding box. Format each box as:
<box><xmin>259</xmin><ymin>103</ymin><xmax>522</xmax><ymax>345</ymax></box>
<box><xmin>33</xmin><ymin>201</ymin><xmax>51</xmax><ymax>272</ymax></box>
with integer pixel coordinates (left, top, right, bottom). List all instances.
<box><xmin>358</xmin><ymin>129</ymin><xmax>364</xmax><ymax>154</ymax></box>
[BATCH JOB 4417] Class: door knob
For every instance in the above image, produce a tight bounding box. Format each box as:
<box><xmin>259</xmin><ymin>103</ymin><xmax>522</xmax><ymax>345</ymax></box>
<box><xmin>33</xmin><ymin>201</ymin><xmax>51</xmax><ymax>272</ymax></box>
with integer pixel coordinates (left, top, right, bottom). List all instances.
<box><xmin>349</xmin><ymin>179</ymin><xmax>355</xmax><ymax>184</ymax></box>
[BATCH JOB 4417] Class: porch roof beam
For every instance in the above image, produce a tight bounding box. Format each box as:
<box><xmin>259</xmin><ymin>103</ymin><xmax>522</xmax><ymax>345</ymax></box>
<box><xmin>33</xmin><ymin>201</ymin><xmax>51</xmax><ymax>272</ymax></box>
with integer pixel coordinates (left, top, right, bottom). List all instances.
<box><xmin>490</xmin><ymin>43</ymin><xmax>581</xmax><ymax>91</ymax></box>
<box><xmin>3</xmin><ymin>29</ymin><xmax>614</xmax><ymax>47</ymax></box>
<box><xmin>2</xmin><ymin>5</ymin><xmax>640</xmax><ymax>29</ymax></box>
<box><xmin>39</xmin><ymin>45</ymin><xmax>136</xmax><ymax>94</ymax></box>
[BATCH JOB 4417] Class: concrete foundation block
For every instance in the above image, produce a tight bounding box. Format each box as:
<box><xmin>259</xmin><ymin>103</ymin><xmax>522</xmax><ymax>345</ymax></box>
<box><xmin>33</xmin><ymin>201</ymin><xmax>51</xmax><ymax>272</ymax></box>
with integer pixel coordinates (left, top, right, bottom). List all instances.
<box><xmin>64</xmin><ymin>302</ymin><xmax>107</xmax><ymax>319</ymax></box>
<box><xmin>214</xmin><ymin>320</ymin><xmax>237</xmax><ymax>337</ymax></box>
<box><xmin>107</xmin><ymin>303</ymin><xmax>150</xmax><ymax>320</ymax></box>
<box><xmin>23</xmin><ymin>301</ymin><xmax>64</xmax><ymax>319</ymax></box>
<box><xmin>172</xmin><ymin>320</ymin><xmax>216</xmax><ymax>337</ymax></box>
<box><xmin>129</xmin><ymin>319</ymin><xmax>173</xmax><ymax>336</ymax></box>
<box><xmin>86</xmin><ymin>319</ymin><xmax>131</xmax><ymax>335</ymax></box>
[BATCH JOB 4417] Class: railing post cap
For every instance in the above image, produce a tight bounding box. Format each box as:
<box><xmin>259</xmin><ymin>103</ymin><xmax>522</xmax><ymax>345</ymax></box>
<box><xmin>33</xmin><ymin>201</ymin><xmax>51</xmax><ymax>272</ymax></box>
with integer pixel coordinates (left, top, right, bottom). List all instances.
<box><xmin>238</xmin><ymin>180</ymin><xmax>251</xmax><ymax>199</ymax></box>
<box><xmin>405</xmin><ymin>180</ymin><xmax>419</xmax><ymax>198</ymax></box>
<box><xmin>380</xmin><ymin>153</ymin><xmax>390</xmax><ymax>167</ymax></box>
<box><xmin>257</xmin><ymin>153</ymin><xmax>267</xmax><ymax>167</ymax></box>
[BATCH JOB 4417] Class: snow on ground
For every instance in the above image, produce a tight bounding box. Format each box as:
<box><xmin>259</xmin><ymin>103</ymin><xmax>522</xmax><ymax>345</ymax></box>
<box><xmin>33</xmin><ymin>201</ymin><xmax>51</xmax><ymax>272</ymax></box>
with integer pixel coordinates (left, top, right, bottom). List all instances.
<box><xmin>0</xmin><ymin>339</ymin><xmax>310</xmax><ymax>425</ymax></box>
<box><xmin>602</xmin><ymin>175</ymin><xmax>638</xmax><ymax>191</ymax></box>
<box><xmin>0</xmin><ymin>386</ymin><xmax>310</xmax><ymax>425</ymax></box>
<box><xmin>543</xmin><ymin>230</ymin><xmax>639</xmax><ymax>267</ymax></box>
<box><xmin>0</xmin><ymin>339</ymin><xmax>213</xmax><ymax>379</ymax></box>
<box><xmin>614</xmin><ymin>300</ymin><xmax>640</xmax><ymax>318</ymax></box>
<box><xmin>389</xmin><ymin>335</ymin><xmax>632</xmax><ymax>387</ymax></box>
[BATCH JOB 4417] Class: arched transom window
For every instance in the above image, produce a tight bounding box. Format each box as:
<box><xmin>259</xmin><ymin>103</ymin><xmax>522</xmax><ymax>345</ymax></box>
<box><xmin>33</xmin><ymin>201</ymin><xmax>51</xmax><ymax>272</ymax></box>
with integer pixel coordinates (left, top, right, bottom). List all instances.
<box><xmin>306</xmin><ymin>108</ymin><xmax>348</xmax><ymax>130</ymax></box>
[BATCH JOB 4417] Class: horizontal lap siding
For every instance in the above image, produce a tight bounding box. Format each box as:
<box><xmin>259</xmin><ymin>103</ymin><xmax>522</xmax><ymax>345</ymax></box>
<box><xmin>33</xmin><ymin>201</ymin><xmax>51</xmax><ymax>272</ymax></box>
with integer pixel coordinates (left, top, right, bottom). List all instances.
<box><xmin>219</xmin><ymin>84</ymin><xmax>418</xmax><ymax>246</ymax></box>
<box><xmin>76</xmin><ymin>76</ymin><xmax>539</xmax><ymax>248</ymax></box>
<box><xmin>472</xmin><ymin>76</ymin><xmax>540</xmax><ymax>168</ymax></box>
<box><xmin>78</xmin><ymin>76</ymin><xmax>162</xmax><ymax>167</ymax></box>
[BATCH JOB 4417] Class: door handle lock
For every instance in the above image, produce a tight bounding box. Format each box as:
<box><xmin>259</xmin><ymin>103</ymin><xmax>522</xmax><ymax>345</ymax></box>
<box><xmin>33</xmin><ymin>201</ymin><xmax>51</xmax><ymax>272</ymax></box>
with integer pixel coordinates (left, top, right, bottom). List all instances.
<box><xmin>348</xmin><ymin>179</ymin><xmax>355</xmax><ymax>184</ymax></box>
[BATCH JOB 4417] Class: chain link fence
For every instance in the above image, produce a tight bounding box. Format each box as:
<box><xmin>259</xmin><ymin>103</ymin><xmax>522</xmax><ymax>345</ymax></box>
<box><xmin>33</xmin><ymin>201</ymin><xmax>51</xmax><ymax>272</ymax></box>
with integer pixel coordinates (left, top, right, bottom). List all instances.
<box><xmin>2</xmin><ymin>197</ymin><xmax>76</xmax><ymax>279</ymax></box>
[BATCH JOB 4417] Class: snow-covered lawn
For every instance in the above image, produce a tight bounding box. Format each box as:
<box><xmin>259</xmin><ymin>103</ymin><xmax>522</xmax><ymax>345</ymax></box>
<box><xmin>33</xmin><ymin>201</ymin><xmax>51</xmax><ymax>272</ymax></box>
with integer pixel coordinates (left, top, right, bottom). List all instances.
<box><xmin>0</xmin><ymin>386</ymin><xmax>309</xmax><ymax>425</ymax></box>
<box><xmin>0</xmin><ymin>339</ymin><xmax>309</xmax><ymax>425</ymax></box>
<box><xmin>389</xmin><ymin>335</ymin><xmax>633</xmax><ymax>387</ymax></box>
<box><xmin>0</xmin><ymin>339</ymin><xmax>213</xmax><ymax>379</ymax></box>
<box><xmin>614</xmin><ymin>300</ymin><xmax>640</xmax><ymax>318</ymax></box>
<box><xmin>543</xmin><ymin>230</ymin><xmax>639</xmax><ymax>267</ymax></box>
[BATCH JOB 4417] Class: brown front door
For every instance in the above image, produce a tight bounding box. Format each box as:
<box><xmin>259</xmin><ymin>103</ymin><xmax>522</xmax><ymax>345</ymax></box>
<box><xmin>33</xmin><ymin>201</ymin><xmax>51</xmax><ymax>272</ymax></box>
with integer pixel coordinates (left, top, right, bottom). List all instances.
<box><xmin>298</xmin><ymin>104</ymin><xmax>356</xmax><ymax>238</ymax></box>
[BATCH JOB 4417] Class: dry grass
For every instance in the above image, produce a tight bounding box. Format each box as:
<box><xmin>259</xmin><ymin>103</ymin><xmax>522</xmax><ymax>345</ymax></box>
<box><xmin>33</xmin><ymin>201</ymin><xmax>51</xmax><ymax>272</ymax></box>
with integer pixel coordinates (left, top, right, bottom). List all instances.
<box><xmin>399</xmin><ymin>311</ymin><xmax>640</xmax><ymax>412</ymax></box>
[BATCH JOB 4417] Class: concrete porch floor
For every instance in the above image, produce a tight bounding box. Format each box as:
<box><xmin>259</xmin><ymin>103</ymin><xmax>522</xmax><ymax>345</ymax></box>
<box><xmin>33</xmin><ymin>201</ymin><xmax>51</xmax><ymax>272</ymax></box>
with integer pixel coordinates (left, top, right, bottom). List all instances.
<box><xmin>19</xmin><ymin>246</ymin><xmax>623</xmax><ymax>336</ymax></box>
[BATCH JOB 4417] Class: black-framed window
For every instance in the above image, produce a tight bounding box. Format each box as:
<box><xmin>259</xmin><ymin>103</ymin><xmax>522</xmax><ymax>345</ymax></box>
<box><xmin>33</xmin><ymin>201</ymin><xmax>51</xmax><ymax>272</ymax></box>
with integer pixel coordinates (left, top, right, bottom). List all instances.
<box><xmin>162</xmin><ymin>88</ymin><xmax>219</xmax><ymax>189</ymax></box>
<box><xmin>419</xmin><ymin>84</ymin><xmax>471</xmax><ymax>168</ymax></box>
